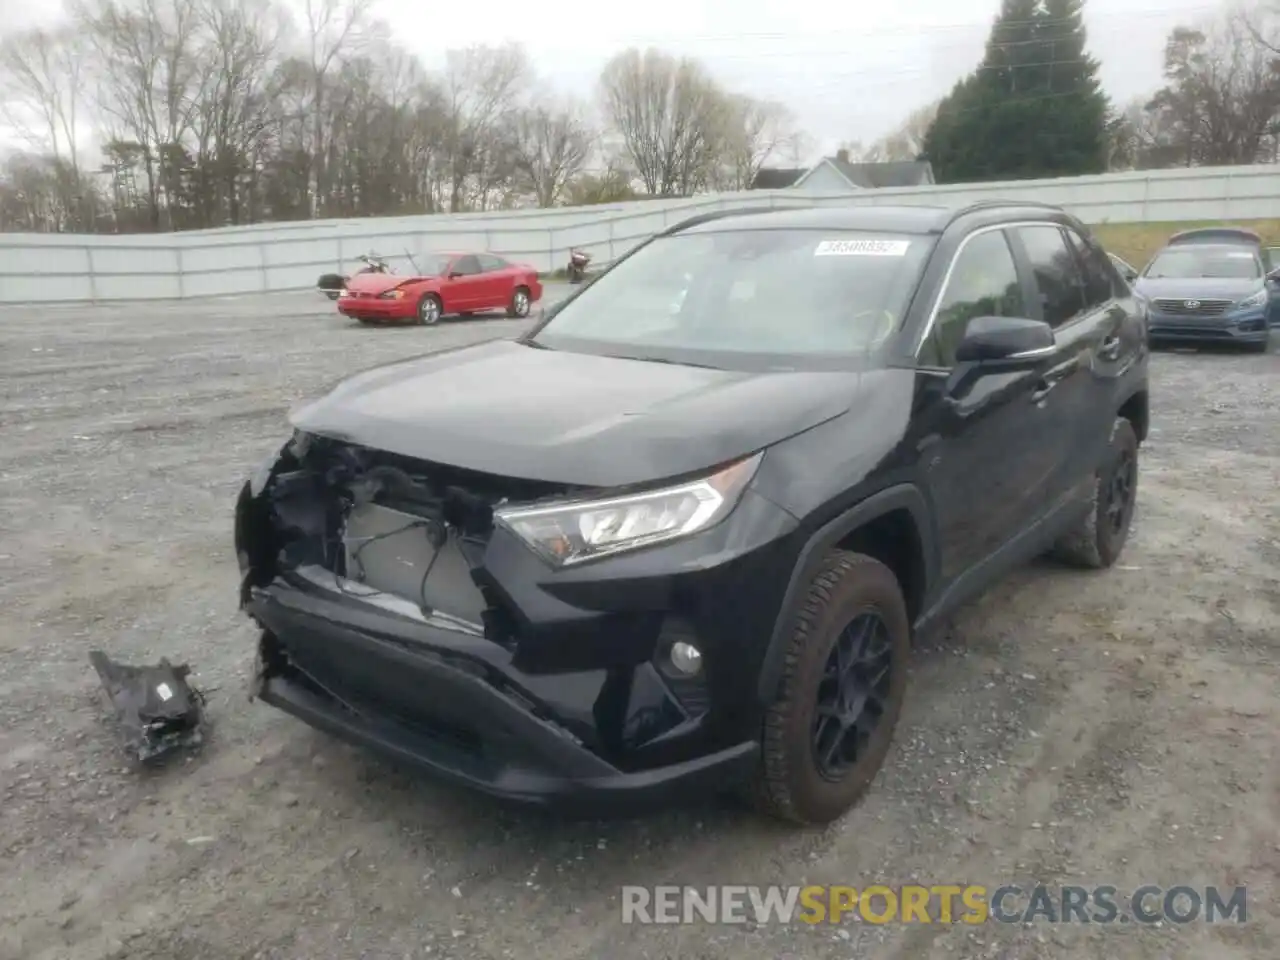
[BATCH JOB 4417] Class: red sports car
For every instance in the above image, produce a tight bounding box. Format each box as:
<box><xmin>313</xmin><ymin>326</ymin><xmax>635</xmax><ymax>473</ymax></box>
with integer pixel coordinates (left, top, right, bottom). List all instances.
<box><xmin>336</xmin><ymin>252</ymin><xmax>543</xmax><ymax>325</ymax></box>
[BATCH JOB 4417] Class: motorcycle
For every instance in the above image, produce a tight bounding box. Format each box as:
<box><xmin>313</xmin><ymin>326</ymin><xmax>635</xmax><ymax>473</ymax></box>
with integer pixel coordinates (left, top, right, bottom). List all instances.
<box><xmin>566</xmin><ymin>248</ymin><xmax>591</xmax><ymax>284</ymax></box>
<box><xmin>317</xmin><ymin>252</ymin><xmax>392</xmax><ymax>300</ymax></box>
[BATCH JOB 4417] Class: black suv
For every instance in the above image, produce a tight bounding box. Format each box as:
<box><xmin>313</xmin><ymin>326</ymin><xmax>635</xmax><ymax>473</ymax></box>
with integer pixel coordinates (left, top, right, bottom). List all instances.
<box><xmin>235</xmin><ymin>202</ymin><xmax>1149</xmax><ymax>825</ymax></box>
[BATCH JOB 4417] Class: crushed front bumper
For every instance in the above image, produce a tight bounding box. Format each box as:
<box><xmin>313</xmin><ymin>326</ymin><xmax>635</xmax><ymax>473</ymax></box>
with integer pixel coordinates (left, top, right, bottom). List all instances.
<box><xmin>246</xmin><ymin>579</ymin><xmax>759</xmax><ymax>813</ymax></box>
<box><xmin>336</xmin><ymin>295</ymin><xmax>416</xmax><ymax>322</ymax></box>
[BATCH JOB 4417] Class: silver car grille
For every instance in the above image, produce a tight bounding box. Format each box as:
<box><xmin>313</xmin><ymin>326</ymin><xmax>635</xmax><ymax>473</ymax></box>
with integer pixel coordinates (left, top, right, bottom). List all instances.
<box><xmin>1152</xmin><ymin>298</ymin><xmax>1232</xmax><ymax>317</ymax></box>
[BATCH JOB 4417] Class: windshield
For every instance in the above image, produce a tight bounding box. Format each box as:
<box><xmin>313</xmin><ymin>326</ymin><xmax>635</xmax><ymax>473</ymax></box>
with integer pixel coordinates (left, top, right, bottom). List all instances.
<box><xmin>529</xmin><ymin>229</ymin><xmax>934</xmax><ymax>369</ymax></box>
<box><xmin>415</xmin><ymin>254</ymin><xmax>450</xmax><ymax>276</ymax></box>
<box><xmin>1144</xmin><ymin>246</ymin><xmax>1261</xmax><ymax>280</ymax></box>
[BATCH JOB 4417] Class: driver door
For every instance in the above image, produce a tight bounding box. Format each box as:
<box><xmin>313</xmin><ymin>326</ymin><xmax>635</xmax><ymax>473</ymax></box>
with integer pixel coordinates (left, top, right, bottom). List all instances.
<box><xmin>445</xmin><ymin>255</ymin><xmax>485</xmax><ymax>310</ymax></box>
<box><xmin>909</xmin><ymin>227</ymin><xmax>1060</xmax><ymax>592</ymax></box>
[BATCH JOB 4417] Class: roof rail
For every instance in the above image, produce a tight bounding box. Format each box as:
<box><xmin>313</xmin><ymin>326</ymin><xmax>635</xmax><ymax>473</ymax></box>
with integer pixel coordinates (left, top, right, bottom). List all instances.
<box><xmin>659</xmin><ymin>205</ymin><xmax>794</xmax><ymax>236</ymax></box>
<box><xmin>950</xmin><ymin>198</ymin><xmax>1065</xmax><ymax>218</ymax></box>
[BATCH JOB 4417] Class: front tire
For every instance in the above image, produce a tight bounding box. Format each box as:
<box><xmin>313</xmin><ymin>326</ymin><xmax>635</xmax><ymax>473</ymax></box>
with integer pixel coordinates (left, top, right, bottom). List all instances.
<box><xmin>508</xmin><ymin>285</ymin><xmax>532</xmax><ymax>319</ymax></box>
<box><xmin>417</xmin><ymin>294</ymin><xmax>442</xmax><ymax>326</ymax></box>
<box><xmin>1049</xmin><ymin>417</ymin><xmax>1139</xmax><ymax>569</ymax></box>
<box><xmin>754</xmin><ymin>552</ymin><xmax>910</xmax><ymax>825</ymax></box>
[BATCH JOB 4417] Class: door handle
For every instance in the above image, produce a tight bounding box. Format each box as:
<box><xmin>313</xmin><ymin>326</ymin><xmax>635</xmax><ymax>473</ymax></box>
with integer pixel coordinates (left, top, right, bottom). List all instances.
<box><xmin>1030</xmin><ymin>364</ymin><xmax>1072</xmax><ymax>404</ymax></box>
<box><xmin>1030</xmin><ymin>378</ymin><xmax>1058</xmax><ymax>404</ymax></box>
<box><xmin>1099</xmin><ymin>334</ymin><xmax>1122</xmax><ymax>360</ymax></box>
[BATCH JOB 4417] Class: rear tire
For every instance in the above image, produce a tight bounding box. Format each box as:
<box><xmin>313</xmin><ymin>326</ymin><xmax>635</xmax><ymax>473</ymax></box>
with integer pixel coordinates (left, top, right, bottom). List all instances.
<box><xmin>1048</xmin><ymin>417</ymin><xmax>1139</xmax><ymax>569</ymax></box>
<box><xmin>753</xmin><ymin>551</ymin><xmax>909</xmax><ymax>825</ymax></box>
<box><xmin>508</xmin><ymin>286</ymin><xmax>532</xmax><ymax>318</ymax></box>
<box><xmin>417</xmin><ymin>294</ymin><xmax>442</xmax><ymax>326</ymax></box>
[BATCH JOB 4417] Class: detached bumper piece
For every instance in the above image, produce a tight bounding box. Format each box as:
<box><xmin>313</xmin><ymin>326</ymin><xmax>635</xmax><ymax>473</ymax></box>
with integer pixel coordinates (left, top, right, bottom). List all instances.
<box><xmin>246</xmin><ymin>584</ymin><xmax>758</xmax><ymax>816</ymax></box>
<box><xmin>89</xmin><ymin>651</ymin><xmax>206</xmax><ymax>764</ymax></box>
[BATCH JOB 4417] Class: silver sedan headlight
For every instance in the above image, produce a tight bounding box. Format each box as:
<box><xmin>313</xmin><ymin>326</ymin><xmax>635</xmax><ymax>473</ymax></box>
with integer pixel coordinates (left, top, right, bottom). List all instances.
<box><xmin>495</xmin><ymin>453</ymin><xmax>763</xmax><ymax>566</ymax></box>
<box><xmin>1235</xmin><ymin>287</ymin><xmax>1267</xmax><ymax>310</ymax></box>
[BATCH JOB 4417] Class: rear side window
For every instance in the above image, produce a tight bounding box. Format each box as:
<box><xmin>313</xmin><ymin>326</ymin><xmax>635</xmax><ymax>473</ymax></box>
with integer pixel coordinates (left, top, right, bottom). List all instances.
<box><xmin>1014</xmin><ymin>226</ymin><xmax>1086</xmax><ymax>327</ymax></box>
<box><xmin>478</xmin><ymin>254</ymin><xmax>507</xmax><ymax>272</ymax></box>
<box><xmin>921</xmin><ymin>230</ymin><xmax>1026</xmax><ymax>368</ymax></box>
<box><xmin>1063</xmin><ymin>228</ymin><xmax>1114</xmax><ymax>307</ymax></box>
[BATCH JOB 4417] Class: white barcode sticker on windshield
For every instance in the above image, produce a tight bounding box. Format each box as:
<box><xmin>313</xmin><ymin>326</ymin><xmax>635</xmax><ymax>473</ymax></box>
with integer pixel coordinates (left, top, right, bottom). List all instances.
<box><xmin>815</xmin><ymin>239</ymin><xmax>910</xmax><ymax>257</ymax></box>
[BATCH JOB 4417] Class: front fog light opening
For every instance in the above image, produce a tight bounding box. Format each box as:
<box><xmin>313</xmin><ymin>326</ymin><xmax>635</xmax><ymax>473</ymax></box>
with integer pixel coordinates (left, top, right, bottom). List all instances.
<box><xmin>668</xmin><ymin>641</ymin><xmax>703</xmax><ymax>676</ymax></box>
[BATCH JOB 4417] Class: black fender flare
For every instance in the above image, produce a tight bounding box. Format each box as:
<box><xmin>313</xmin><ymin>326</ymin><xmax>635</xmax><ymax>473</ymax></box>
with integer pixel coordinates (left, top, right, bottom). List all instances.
<box><xmin>756</xmin><ymin>483</ymin><xmax>934</xmax><ymax>704</ymax></box>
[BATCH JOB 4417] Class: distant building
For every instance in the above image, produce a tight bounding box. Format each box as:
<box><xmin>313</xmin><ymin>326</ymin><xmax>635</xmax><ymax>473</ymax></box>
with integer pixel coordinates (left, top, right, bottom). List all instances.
<box><xmin>750</xmin><ymin>149</ymin><xmax>935</xmax><ymax>192</ymax></box>
<box><xmin>749</xmin><ymin>167</ymin><xmax>810</xmax><ymax>190</ymax></box>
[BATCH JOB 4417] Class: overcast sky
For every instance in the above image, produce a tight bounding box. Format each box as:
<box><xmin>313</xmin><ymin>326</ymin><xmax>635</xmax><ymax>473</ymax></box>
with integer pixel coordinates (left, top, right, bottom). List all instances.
<box><xmin>2</xmin><ymin>0</ymin><xmax>1223</xmax><ymax>159</ymax></box>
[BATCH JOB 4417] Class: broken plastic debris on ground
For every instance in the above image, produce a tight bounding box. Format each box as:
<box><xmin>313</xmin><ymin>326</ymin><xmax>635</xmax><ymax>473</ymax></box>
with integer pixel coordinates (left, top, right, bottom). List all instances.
<box><xmin>88</xmin><ymin>650</ymin><xmax>207</xmax><ymax>764</ymax></box>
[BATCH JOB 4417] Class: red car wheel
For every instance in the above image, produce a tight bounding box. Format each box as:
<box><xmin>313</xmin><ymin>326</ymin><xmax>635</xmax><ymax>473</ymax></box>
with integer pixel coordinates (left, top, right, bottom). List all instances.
<box><xmin>508</xmin><ymin>286</ymin><xmax>531</xmax><ymax>319</ymax></box>
<box><xmin>417</xmin><ymin>294</ymin><xmax>442</xmax><ymax>325</ymax></box>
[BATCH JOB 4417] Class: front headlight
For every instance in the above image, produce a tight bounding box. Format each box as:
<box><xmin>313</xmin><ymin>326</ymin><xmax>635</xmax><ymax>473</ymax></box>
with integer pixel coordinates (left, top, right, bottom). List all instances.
<box><xmin>1236</xmin><ymin>288</ymin><xmax>1267</xmax><ymax>310</ymax></box>
<box><xmin>494</xmin><ymin>453</ymin><xmax>763</xmax><ymax>566</ymax></box>
<box><xmin>378</xmin><ymin>288</ymin><xmax>407</xmax><ymax>300</ymax></box>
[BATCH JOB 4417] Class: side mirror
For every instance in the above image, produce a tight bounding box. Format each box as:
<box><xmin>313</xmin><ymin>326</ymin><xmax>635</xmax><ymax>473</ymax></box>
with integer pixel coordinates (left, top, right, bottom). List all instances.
<box><xmin>448</xmin><ymin>271</ymin><xmax>463</xmax><ymax>279</ymax></box>
<box><xmin>955</xmin><ymin>315</ymin><xmax>1054</xmax><ymax>366</ymax></box>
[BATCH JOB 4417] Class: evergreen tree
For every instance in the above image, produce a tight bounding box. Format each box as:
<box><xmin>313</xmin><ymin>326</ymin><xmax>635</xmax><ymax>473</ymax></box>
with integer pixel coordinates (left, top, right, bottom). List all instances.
<box><xmin>922</xmin><ymin>0</ymin><xmax>1109</xmax><ymax>182</ymax></box>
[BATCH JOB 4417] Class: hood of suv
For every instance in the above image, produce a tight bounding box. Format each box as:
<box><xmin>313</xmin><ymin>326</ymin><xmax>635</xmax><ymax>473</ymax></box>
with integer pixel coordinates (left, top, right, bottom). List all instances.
<box><xmin>1133</xmin><ymin>276</ymin><xmax>1261</xmax><ymax>303</ymax></box>
<box><xmin>290</xmin><ymin>338</ymin><xmax>857</xmax><ymax>487</ymax></box>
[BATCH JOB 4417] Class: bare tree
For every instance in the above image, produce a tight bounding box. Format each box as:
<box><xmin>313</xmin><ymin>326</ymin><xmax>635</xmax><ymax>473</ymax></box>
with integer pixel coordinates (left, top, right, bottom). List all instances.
<box><xmin>508</xmin><ymin>92</ymin><xmax>594</xmax><ymax>207</ymax></box>
<box><xmin>301</xmin><ymin>0</ymin><xmax>372</xmax><ymax>216</ymax></box>
<box><xmin>860</xmin><ymin>100</ymin><xmax>940</xmax><ymax>163</ymax></box>
<box><xmin>3</xmin><ymin>11</ymin><xmax>821</xmax><ymax>232</ymax></box>
<box><xmin>713</xmin><ymin>95</ymin><xmax>800</xmax><ymax>191</ymax></box>
<box><xmin>0</xmin><ymin>26</ymin><xmax>86</xmax><ymax>174</ymax></box>
<box><xmin>598</xmin><ymin>47</ymin><xmax>727</xmax><ymax>196</ymax></box>
<box><xmin>440</xmin><ymin>43</ymin><xmax>530</xmax><ymax>212</ymax></box>
<box><xmin>1144</xmin><ymin>10</ymin><xmax>1280</xmax><ymax>166</ymax></box>
<box><xmin>72</xmin><ymin>0</ymin><xmax>208</xmax><ymax>228</ymax></box>
<box><xmin>189</xmin><ymin>0</ymin><xmax>289</xmax><ymax>224</ymax></box>
<box><xmin>0</xmin><ymin>25</ymin><xmax>93</xmax><ymax>229</ymax></box>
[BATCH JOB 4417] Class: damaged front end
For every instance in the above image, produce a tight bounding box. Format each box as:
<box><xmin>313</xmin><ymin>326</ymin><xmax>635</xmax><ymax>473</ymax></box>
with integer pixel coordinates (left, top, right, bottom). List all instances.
<box><xmin>235</xmin><ymin>431</ymin><xmax>776</xmax><ymax>812</ymax></box>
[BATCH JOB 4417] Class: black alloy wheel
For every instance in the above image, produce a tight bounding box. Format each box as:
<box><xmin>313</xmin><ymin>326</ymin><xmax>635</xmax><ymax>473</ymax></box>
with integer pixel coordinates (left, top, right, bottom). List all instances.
<box><xmin>812</xmin><ymin>612</ymin><xmax>894</xmax><ymax>781</ymax></box>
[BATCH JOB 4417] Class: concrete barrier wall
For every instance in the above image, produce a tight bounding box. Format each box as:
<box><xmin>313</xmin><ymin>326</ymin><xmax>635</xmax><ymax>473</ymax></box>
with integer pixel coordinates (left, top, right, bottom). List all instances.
<box><xmin>2</xmin><ymin>164</ymin><xmax>1278</xmax><ymax>303</ymax></box>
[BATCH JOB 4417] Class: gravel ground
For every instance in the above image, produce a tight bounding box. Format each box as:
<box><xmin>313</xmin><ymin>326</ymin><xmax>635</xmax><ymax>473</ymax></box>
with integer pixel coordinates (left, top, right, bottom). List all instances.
<box><xmin>1</xmin><ymin>292</ymin><xmax>1276</xmax><ymax>960</ymax></box>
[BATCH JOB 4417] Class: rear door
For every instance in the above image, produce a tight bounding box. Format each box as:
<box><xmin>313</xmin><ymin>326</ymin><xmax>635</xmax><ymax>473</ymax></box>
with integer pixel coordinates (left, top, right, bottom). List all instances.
<box><xmin>1007</xmin><ymin>223</ymin><xmax>1126</xmax><ymax>516</ymax></box>
<box><xmin>912</xmin><ymin>226</ymin><xmax>1060</xmax><ymax>586</ymax></box>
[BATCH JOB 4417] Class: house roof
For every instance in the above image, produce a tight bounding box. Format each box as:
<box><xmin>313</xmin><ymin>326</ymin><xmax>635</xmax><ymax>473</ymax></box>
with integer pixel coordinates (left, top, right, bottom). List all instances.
<box><xmin>794</xmin><ymin>157</ymin><xmax>935</xmax><ymax>190</ymax></box>
<box><xmin>749</xmin><ymin>167</ymin><xmax>808</xmax><ymax>189</ymax></box>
